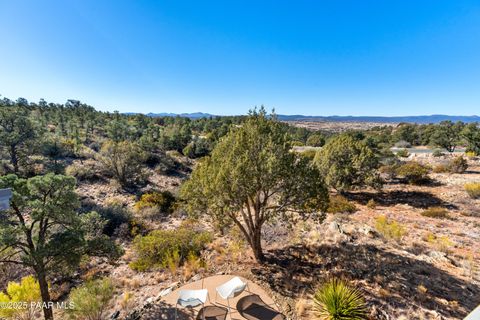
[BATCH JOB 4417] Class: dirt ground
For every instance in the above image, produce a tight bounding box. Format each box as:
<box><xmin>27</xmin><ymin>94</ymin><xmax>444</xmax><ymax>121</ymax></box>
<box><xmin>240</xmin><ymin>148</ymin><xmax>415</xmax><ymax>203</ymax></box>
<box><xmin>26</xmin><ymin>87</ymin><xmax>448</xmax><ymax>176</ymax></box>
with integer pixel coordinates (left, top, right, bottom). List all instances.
<box><xmin>13</xmin><ymin>155</ymin><xmax>477</xmax><ymax>320</ymax></box>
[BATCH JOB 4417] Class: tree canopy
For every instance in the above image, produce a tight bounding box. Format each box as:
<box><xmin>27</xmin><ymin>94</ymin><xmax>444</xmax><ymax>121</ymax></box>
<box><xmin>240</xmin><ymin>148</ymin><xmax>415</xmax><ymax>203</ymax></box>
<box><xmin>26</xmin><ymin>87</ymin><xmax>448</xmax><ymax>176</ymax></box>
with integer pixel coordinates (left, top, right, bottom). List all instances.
<box><xmin>181</xmin><ymin>109</ymin><xmax>329</xmax><ymax>262</ymax></box>
<box><xmin>314</xmin><ymin>133</ymin><xmax>382</xmax><ymax>192</ymax></box>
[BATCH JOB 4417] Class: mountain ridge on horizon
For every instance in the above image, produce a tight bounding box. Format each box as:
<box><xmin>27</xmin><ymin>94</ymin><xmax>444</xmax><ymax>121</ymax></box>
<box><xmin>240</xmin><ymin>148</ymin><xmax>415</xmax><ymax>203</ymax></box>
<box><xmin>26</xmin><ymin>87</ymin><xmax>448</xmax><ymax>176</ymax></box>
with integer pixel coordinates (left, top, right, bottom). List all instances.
<box><xmin>124</xmin><ymin>112</ymin><xmax>480</xmax><ymax>124</ymax></box>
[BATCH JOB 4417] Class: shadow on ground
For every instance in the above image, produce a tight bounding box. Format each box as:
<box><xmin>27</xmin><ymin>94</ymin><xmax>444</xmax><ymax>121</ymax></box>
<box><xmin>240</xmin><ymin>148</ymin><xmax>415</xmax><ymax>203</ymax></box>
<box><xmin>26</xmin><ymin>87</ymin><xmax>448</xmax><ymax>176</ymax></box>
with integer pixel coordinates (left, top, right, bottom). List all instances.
<box><xmin>252</xmin><ymin>243</ymin><xmax>478</xmax><ymax>319</ymax></box>
<box><xmin>345</xmin><ymin>190</ymin><xmax>458</xmax><ymax>209</ymax></box>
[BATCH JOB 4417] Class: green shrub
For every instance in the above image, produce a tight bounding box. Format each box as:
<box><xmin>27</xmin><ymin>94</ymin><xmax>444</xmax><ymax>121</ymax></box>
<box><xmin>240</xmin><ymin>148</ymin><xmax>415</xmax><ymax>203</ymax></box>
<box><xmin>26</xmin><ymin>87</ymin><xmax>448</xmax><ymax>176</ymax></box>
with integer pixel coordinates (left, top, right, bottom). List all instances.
<box><xmin>67</xmin><ymin>278</ymin><xmax>114</xmax><ymax>320</ymax></box>
<box><xmin>300</xmin><ymin>149</ymin><xmax>318</xmax><ymax>161</ymax></box>
<box><xmin>135</xmin><ymin>191</ymin><xmax>176</xmax><ymax>214</ymax></box>
<box><xmin>447</xmin><ymin>156</ymin><xmax>468</xmax><ymax>173</ymax></box>
<box><xmin>375</xmin><ymin>215</ymin><xmax>406</xmax><ymax>241</ymax></box>
<box><xmin>396</xmin><ymin>148</ymin><xmax>410</xmax><ymax>158</ymax></box>
<box><xmin>432</xmin><ymin>149</ymin><xmax>444</xmax><ymax>157</ymax></box>
<box><xmin>130</xmin><ymin>227</ymin><xmax>212</xmax><ymax>271</ymax></box>
<box><xmin>327</xmin><ymin>195</ymin><xmax>357</xmax><ymax>214</ymax></box>
<box><xmin>465</xmin><ymin>183</ymin><xmax>480</xmax><ymax>199</ymax></box>
<box><xmin>313</xmin><ymin>278</ymin><xmax>368</xmax><ymax>320</ymax></box>
<box><xmin>395</xmin><ymin>162</ymin><xmax>430</xmax><ymax>185</ymax></box>
<box><xmin>421</xmin><ymin>207</ymin><xmax>449</xmax><ymax>219</ymax></box>
<box><xmin>96</xmin><ymin>204</ymin><xmax>133</xmax><ymax>237</ymax></box>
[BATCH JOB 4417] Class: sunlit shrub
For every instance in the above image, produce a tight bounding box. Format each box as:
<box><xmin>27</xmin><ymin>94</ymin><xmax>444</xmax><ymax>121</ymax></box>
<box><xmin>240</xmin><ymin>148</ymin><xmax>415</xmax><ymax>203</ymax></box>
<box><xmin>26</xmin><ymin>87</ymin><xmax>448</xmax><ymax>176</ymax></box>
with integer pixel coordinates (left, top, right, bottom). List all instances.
<box><xmin>395</xmin><ymin>162</ymin><xmax>430</xmax><ymax>185</ymax></box>
<box><xmin>465</xmin><ymin>183</ymin><xmax>480</xmax><ymax>199</ymax></box>
<box><xmin>67</xmin><ymin>278</ymin><xmax>114</xmax><ymax>320</ymax></box>
<box><xmin>327</xmin><ymin>195</ymin><xmax>357</xmax><ymax>214</ymax></box>
<box><xmin>421</xmin><ymin>207</ymin><xmax>449</xmax><ymax>219</ymax></box>
<box><xmin>375</xmin><ymin>215</ymin><xmax>406</xmax><ymax>241</ymax></box>
<box><xmin>0</xmin><ymin>275</ymin><xmax>42</xmax><ymax>320</ymax></box>
<box><xmin>130</xmin><ymin>227</ymin><xmax>212</xmax><ymax>271</ymax></box>
<box><xmin>134</xmin><ymin>191</ymin><xmax>176</xmax><ymax>214</ymax></box>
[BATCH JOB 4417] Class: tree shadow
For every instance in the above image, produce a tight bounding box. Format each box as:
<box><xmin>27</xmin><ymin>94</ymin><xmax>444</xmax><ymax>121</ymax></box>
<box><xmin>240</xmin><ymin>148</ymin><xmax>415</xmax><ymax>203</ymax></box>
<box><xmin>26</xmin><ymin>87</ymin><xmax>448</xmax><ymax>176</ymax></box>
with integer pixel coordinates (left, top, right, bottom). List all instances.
<box><xmin>252</xmin><ymin>243</ymin><xmax>479</xmax><ymax>319</ymax></box>
<box><xmin>345</xmin><ymin>190</ymin><xmax>458</xmax><ymax>209</ymax></box>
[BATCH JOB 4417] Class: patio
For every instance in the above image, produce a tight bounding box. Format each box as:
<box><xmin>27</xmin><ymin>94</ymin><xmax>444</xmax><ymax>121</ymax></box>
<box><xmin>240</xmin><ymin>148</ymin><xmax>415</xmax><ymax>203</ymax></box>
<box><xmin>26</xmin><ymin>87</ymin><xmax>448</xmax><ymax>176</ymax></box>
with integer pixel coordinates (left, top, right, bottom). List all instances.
<box><xmin>160</xmin><ymin>275</ymin><xmax>285</xmax><ymax>320</ymax></box>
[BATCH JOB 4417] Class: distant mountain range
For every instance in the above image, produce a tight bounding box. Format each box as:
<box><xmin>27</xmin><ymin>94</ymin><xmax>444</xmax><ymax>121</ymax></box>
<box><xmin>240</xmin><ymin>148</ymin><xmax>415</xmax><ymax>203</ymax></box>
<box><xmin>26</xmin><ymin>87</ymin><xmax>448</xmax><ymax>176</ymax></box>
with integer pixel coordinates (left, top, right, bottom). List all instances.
<box><xmin>126</xmin><ymin>112</ymin><xmax>480</xmax><ymax>124</ymax></box>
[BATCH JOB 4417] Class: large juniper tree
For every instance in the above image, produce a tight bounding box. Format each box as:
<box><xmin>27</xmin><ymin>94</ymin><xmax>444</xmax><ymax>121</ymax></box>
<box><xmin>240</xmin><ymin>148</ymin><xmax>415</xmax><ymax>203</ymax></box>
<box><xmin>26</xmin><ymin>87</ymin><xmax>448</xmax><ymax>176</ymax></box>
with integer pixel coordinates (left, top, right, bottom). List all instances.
<box><xmin>181</xmin><ymin>109</ymin><xmax>329</xmax><ymax>262</ymax></box>
<box><xmin>0</xmin><ymin>174</ymin><xmax>121</xmax><ymax>320</ymax></box>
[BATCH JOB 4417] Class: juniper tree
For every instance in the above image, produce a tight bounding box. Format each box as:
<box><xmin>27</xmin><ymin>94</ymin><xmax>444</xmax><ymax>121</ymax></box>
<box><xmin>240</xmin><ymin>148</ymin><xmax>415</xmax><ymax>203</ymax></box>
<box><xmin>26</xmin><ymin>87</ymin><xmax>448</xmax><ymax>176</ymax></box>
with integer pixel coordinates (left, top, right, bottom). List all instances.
<box><xmin>181</xmin><ymin>108</ymin><xmax>329</xmax><ymax>262</ymax></box>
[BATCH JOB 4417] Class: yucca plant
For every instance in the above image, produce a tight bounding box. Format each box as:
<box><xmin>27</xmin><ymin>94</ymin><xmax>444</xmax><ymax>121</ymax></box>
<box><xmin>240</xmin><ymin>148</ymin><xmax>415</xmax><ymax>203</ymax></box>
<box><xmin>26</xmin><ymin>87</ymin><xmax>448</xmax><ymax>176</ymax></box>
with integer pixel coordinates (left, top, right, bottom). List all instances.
<box><xmin>313</xmin><ymin>278</ymin><xmax>368</xmax><ymax>320</ymax></box>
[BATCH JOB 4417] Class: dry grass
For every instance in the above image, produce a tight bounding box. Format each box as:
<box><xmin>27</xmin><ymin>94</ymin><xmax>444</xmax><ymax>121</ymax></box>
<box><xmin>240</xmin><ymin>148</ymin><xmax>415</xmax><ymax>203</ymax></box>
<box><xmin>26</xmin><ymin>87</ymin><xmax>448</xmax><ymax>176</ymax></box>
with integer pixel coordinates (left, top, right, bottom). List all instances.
<box><xmin>465</xmin><ymin>183</ymin><xmax>480</xmax><ymax>199</ymax></box>
<box><xmin>420</xmin><ymin>207</ymin><xmax>450</xmax><ymax>219</ymax></box>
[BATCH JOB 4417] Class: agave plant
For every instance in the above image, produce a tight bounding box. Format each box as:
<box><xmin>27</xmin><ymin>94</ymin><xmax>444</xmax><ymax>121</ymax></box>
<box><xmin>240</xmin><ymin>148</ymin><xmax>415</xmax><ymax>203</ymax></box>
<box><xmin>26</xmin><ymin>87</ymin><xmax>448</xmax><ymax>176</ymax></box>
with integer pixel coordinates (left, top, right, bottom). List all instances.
<box><xmin>313</xmin><ymin>278</ymin><xmax>368</xmax><ymax>320</ymax></box>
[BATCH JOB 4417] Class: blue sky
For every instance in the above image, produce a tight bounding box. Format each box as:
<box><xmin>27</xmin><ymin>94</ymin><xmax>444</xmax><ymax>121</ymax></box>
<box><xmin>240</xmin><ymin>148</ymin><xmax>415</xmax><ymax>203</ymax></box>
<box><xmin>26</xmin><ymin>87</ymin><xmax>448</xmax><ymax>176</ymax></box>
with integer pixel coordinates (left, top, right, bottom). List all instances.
<box><xmin>0</xmin><ymin>1</ymin><xmax>479</xmax><ymax>116</ymax></box>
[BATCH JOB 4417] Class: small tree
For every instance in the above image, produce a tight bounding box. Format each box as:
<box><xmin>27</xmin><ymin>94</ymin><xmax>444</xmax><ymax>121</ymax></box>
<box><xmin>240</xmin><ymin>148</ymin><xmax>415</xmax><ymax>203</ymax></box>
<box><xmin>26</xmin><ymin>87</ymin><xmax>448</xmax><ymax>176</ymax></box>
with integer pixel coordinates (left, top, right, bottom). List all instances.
<box><xmin>461</xmin><ymin>123</ymin><xmax>480</xmax><ymax>155</ymax></box>
<box><xmin>98</xmin><ymin>140</ymin><xmax>146</xmax><ymax>187</ymax></box>
<box><xmin>181</xmin><ymin>109</ymin><xmax>329</xmax><ymax>262</ymax></box>
<box><xmin>0</xmin><ymin>174</ymin><xmax>121</xmax><ymax>320</ymax></box>
<box><xmin>314</xmin><ymin>134</ymin><xmax>382</xmax><ymax>192</ymax></box>
<box><xmin>430</xmin><ymin>121</ymin><xmax>463</xmax><ymax>152</ymax></box>
<box><xmin>0</xmin><ymin>107</ymin><xmax>36</xmax><ymax>173</ymax></box>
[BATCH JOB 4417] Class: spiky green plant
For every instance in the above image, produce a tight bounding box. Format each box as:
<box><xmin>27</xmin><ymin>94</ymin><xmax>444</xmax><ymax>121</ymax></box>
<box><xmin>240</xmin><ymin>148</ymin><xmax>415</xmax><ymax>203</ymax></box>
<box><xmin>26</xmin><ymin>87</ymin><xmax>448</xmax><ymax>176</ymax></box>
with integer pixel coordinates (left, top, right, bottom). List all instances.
<box><xmin>313</xmin><ymin>278</ymin><xmax>368</xmax><ymax>320</ymax></box>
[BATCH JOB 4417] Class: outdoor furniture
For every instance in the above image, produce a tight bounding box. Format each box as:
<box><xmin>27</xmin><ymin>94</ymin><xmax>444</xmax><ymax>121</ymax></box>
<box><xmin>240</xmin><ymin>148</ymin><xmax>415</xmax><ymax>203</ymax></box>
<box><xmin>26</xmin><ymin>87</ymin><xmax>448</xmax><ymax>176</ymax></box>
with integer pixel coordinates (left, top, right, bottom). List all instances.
<box><xmin>215</xmin><ymin>276</ymin><xmax>249</xmax><ymax>313</ymax></box>
<box><xmin>196</xmin><ymin>305</ymin><xmax>228</xmax><ymax>320</ymax></box>
<box><xmin>175</xmin><ymin>289</ymin><xmax>209</xmax><ymax>320</ymax></box>
<box><xmin>236</xmin><ymin>294</ymin><xmax>285</xmax><ymax>320</ymax></box>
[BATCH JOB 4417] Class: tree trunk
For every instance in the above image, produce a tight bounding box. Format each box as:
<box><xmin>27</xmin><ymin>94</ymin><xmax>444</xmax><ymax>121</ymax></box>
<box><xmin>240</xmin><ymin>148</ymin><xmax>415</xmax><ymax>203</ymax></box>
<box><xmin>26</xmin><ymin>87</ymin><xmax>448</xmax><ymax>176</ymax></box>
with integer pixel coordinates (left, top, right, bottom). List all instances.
<box><xmin>10</xmin><ymin>145</ymin><xmax>18</xmax><ymax>173</ymax></box>
<box><xmin>251</xmin><ymin>230</ymin><xmax>265</xmax><ymax>263</ymax></box>
<box><xmin>37</xmin><ymin>271</ymin><xmax>54</xmax><ymax>320</ymax></box>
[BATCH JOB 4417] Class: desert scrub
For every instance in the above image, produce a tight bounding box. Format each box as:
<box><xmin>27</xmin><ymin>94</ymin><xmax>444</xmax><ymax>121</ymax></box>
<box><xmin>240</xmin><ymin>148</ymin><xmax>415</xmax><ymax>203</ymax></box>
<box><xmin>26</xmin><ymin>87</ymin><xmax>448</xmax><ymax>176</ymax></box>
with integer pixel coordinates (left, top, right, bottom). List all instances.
<box><xmin>447</xmin><ymin>156</ymin><xmax>468</xmax><ymax>173</ymax></box>
<box><xmin>396</xmin><ymin>148</ymin><xmax>410</xmax><ymax>158</ymax></box>
<box><xmin>395</xmin><ymin>162</ymin><xmax>430</xmax><ymax>185</ymax></box>
<box><xmin>327</xmin><ymin>195</ymin><xmax>357</xmax><ymax>214</ymax></box>
<box><xmin>421</xmin><ymin>207</ymin><xmax>450</xmax><ymax>219</ymax></box>
<box><xmin>366</xmin><ymin>199</ymin><xmax>377</xmax><ymax>209</ymax></box>
<box><xmin>67</xmin><ymin>278</ymin><xmax>114</xmax><ymax>320</ymax></box>
<box><xmin>423</xmin><ymin>232</ymin><xmax>454</xmax><ymax>253</ymax></box>
<box><xmin>375</xmin><ymin>215</ymin><xmax>406</xmax><ymax>241</ymax></box>
<box><xmin>313</xmin><ymin>278</ymin><xmax>368</xmax><ymax>320</ymax></box>
<box><xmin>135</xmin><ymin>191</ymin><xmax>176</xmax><ymax>214</ymax></box>
<box><xmin>465</xmin><ymin>183</ymin><xmax>480</xmax><ymax>199</ymax></box>
<box><xmin>130</xmin><ymin>227</ymin><xmax>212</xmax><ymax>271</ymax></box>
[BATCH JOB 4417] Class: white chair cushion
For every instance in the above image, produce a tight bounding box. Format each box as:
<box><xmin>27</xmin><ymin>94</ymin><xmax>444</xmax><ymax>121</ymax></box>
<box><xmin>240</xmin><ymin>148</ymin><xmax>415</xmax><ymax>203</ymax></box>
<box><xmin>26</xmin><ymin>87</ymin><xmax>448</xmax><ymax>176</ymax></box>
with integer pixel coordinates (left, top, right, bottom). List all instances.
<box><xmin>216</xmin><ymin>277</ymin><xmax>247</xmax><ymax>299</ymax></box>
<box><xmin>177</xmin><ymin>289</ymin><xmax>208</xmax><ymax>307</ymax></box>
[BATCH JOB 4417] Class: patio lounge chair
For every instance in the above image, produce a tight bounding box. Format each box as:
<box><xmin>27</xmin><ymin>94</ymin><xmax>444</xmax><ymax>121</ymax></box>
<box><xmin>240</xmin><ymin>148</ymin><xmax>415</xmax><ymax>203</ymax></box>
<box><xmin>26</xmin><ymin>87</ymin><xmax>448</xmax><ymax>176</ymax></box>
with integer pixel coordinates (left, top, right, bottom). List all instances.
<box><xmin>215</xmin><ymin>276</ymin><xmax>249</xmax><ymax>313</ymax></box>
<box><xmin>175</xmin><ymin>289</ymin><xmax>209</xmax><ymax>320</ymax></box>
<box><xmin>236</xmin><ymin>294</ymin><xmax>285</xmax><ymax>320</ymax></box>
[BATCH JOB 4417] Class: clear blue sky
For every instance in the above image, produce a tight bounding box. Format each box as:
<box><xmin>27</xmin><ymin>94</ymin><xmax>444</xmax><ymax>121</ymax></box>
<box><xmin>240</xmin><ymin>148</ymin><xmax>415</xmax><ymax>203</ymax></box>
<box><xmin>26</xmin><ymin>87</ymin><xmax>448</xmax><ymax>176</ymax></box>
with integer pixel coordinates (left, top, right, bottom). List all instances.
<box><xmin>1</xmin><ymin>1</ymin><xmax>479</xmax><ymax>116</ymax></box>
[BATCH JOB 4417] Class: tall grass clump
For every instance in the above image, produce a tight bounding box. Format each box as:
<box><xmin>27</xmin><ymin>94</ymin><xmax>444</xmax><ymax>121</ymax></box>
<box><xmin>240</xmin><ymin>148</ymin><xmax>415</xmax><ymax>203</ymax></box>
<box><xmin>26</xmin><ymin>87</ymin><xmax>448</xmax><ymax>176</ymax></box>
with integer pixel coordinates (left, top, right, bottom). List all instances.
<box><xmin>313</xmin><ymin>278</ymin><xmax>368</xmax><ymax>320</ymax></box>
<box><xmin>374</xmin><ymin>215</ymin><xmax>406</xmax><ymax>241</ymax></box>
<box><xmin>465</xmin><ymin>183</ymin><xmax>480</xmax><ymax>199</ymax></box>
